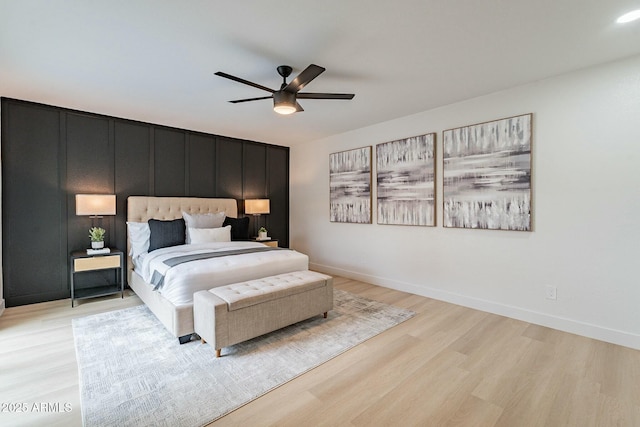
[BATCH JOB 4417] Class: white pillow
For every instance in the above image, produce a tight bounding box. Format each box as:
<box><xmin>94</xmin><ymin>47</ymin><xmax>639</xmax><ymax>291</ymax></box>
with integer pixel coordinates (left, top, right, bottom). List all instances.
<box><xmin>127</xmin><ymin>222</ymin><xmax>151</xmax><ymax>258</ymax></box>
<box><xmin>188</xmin><ymin>225</ymin><xmax>231</xmax><ymax>244</ymax></box>
<box><xmin>182</xmin><ymin>211</ymin><xmax>226</xmax><ymax>243</ymax></box>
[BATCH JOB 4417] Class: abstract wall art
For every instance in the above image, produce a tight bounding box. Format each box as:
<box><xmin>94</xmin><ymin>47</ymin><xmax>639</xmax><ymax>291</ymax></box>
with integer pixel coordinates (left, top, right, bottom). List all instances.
<box><xmin>376</xmin><ymin>133</ymin><xmax>436</xmax><ymax>226</ymax></box>
<box><xmin>329</xmin><ymin>146</ymin><xmax>372</xmax><ymax>223</ymax></box>
<box><xmin>443</xmin><ymin>113</ymin><xmax>532</xmax><ymax>231</ymax></box>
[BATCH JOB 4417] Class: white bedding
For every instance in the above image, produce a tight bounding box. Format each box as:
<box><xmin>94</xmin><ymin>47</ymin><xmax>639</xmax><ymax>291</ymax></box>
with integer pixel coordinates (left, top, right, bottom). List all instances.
<box><xmin>136</xmin><ymin>241</ymin><xmax>309</xmax><ymax>306</ymax></box>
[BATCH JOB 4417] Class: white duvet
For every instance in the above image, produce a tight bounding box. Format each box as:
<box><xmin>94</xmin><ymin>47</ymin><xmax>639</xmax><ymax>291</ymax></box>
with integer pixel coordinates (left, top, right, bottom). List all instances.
<box><xmin>136</xmin><ymin>241</ymin><xmax>309</xmax><ymax>306</ymax></box>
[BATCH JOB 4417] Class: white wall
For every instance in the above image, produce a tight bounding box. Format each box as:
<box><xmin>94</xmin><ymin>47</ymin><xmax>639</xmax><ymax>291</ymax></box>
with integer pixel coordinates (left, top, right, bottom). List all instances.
<box><xmin>290</xmin><ymin>55</ymin><xmax>640</xmax><ymax>349</ymax></box>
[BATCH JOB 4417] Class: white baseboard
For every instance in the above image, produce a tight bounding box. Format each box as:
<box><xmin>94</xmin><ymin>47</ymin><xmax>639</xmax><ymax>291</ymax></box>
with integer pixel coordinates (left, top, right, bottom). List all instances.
<box><xmin>311</xmin><ymin>262</ymin><xmax>640</xmax><ymax>350</ymax></box>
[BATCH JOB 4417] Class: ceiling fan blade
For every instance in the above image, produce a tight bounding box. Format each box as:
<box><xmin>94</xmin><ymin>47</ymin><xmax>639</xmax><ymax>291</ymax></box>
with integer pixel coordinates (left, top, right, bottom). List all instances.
<box><xmin>297</xmin><ymin>92</ymin><xmax>355</xmax><ymax>100</ymax></box>
<box><xmin>214</xmin><ymin>71</ymin><xmax>275</xmax><ymax>93</ymax></box>
<box><xmin>229</xmin><ymin>96</ymin><xmax>274</xmax><ymax>104</ymax></box>
<box><xmin>283</xmin><ymin>64</ymin><xmax>325</xmax><ymax>94</ymax></box>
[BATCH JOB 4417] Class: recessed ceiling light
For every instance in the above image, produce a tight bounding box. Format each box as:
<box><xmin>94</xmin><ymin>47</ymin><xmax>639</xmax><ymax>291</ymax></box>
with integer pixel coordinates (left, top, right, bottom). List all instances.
<box><xmin>617</xmin><ymin>9</ymin><xmax>640</xmax><ymax>23</ymax></box>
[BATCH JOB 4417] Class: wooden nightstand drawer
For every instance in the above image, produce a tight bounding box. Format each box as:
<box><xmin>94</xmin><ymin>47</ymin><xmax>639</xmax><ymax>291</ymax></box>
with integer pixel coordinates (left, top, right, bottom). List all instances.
<box><xmin>74</xmin><ymin>255</ymin><xmax>121</xmax><ymax>272</ymax></box>
<box><xmin>251</xmin><ymin>238</ymin><xmax>278</xmax><ymax>247</ymax></box>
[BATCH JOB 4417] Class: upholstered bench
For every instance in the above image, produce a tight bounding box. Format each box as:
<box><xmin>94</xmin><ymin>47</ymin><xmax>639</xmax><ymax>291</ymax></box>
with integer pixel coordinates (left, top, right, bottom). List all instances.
<box><xmin>193</xmin><ymin>270</ymin><xmax>333</xmax><ymax>357</ymax></box>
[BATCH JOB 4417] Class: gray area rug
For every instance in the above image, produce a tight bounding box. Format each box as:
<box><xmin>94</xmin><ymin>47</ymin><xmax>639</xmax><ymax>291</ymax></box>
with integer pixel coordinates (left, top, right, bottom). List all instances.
<box><xmin>72</xmin><ymin>289</ymin><xmax>415</xmax><ymax>427</ymax></box>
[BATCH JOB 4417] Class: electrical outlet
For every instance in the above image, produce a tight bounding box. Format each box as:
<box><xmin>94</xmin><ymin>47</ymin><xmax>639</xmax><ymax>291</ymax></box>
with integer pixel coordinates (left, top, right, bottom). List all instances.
<box><xmin>545</xmin><ymin>285</ymin><xmax>557</xmax><ymax>300</ymax></box>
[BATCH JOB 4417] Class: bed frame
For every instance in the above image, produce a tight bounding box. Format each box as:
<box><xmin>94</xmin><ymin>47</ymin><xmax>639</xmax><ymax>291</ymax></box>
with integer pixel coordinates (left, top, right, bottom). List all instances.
<box><xmin>127</xmin><ymin>196</ymin><xmax>238</xmax><ymax>343</ymax></box>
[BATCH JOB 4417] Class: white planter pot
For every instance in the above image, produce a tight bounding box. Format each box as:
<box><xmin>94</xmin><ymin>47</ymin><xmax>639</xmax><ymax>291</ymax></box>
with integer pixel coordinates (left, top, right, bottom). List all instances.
<box><xmin>258</xmin><ymin>232</ymin><xmax>268</xmax><ymax>240</ymax></box>
<box><xmin>91</xmin><ymin>241</ymin><xmax>104</xmax><ymax>249</ymax></box>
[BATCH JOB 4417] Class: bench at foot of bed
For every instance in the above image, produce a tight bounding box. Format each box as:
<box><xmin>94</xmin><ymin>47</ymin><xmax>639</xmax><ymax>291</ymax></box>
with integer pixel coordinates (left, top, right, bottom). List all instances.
<box><xmin>193</xmin><ymin>270</ymin><xmax>333</xmax><ymax>357</ymax></box>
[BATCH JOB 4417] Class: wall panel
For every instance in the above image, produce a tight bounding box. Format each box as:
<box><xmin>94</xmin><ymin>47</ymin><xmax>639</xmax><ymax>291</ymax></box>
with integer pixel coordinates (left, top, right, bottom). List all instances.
<box><xmin>66</xmin><ymin>112</ymin><xmax>113</xmax><ymax>254</ymax></box>
<box><xmin>267</xmin><ymin>146</ymin><xmax>289</xmax><ymax>247</ymax></box>
<box><xmin>243</xmin><ymin>142</ymin><xmax>267</xmax><ymax>199</ymax></box>
<box><xmin>1</xmin><ymin>98</ymin><xmax>290</xmax><ymax>306</ymax></box>
<box><xmin>188</xmin><ymin>133</ymin><xmax>216</xmax><ymax>197</ymax></box>
<box><xmin>1</xmin><ymin>102</ymin><xmax>67</xmax><ymax>305</ymax></box>
<box><xmin>215</xmin><ymin>137</ymin><xmax>243</xmax><ymax>200</ymax></box>
<box><xmin>114</xmin><ymin>121</ymin><xmax>151</xmax><ymax>253</ymax></box>
<box><xmin>154</xmin><ymin>128</ymin><xmax>186</xmax><ymax>196</ymax></box>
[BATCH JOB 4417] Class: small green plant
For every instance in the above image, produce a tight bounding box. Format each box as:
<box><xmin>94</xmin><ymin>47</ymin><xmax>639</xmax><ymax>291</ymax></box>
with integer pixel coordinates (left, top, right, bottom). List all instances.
<box><xmin>89</xmin><ymin>227</ymin><xmax>106</xmax><ymax>242</ymax></box>
<box><xmin>258</xmin><ymin>227</ymin><xmax>267</xmax><ymax>233</ymax></box>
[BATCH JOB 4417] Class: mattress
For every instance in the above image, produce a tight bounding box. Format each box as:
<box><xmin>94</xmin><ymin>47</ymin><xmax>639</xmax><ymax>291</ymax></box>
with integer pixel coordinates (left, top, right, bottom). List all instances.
<box><xmin>136</xmin><ymin>241</ymin><xmax>309</xmax><ymax>306</ymax></box>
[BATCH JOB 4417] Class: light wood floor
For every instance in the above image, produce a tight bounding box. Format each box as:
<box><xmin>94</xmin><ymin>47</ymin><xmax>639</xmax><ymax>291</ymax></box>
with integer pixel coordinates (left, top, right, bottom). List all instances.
<box><xmin>1</xmin><ymin>277</ymin><xmax>638</xmax><ymax>426</ymax></box>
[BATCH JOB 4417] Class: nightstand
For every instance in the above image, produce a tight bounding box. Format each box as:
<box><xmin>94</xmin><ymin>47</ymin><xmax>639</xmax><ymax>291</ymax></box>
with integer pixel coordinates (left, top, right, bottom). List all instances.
<box><xmin>253</xmin><ymin>238</ymin><xmax>279</xmax><ymax>248</ymax></box>
<box><xmin>70</xmin><ymin>249</ymin><xmax>125</xmax><ymax>307</ymax></box>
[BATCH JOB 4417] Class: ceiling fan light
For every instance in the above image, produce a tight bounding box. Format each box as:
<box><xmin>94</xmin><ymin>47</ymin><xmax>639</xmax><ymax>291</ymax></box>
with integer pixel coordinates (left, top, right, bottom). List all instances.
<box><xmin>273</xmin><ymin>91</ymin><xmax>297</xmax><ymax>115</ymax></box>
<box><xmin>274</xmin><ymin>104</ymin><xmax>296</xmax><ymax>115</ymax></box>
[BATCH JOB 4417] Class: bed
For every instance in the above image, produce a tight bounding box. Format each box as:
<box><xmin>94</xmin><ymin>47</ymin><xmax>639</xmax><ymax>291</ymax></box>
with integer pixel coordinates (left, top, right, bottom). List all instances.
<box><xmin>126</xmin><ymin>196</ymin><xmax>309</xmax><ymax>342</ymax></box>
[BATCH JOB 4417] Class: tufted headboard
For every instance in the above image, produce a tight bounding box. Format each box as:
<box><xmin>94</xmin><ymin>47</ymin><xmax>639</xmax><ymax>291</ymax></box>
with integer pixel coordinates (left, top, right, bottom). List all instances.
<box><xmin>126</xmin><ymin>196</ymin><xmax>238</xmax><ymax>271</ymax></box>
<box><xmin>127</xmin><ymin>196</ymin><xmax>237</xmax><ymax>222</ymax></box>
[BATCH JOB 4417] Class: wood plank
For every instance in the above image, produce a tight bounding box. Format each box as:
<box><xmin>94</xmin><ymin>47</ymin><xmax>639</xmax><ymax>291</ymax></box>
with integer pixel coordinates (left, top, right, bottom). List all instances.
<box><xmin>0</xmin><ymin>278</ymin><xmax>639</xmax><ymax>427</ymax></box>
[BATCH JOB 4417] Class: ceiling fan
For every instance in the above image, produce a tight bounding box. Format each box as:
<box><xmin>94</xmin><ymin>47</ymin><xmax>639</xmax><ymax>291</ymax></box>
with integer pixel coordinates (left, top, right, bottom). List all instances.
<box><xmin>214</xmin><ymin>64</ymin><xmax>355</xmax><ymax>115</ymax></box>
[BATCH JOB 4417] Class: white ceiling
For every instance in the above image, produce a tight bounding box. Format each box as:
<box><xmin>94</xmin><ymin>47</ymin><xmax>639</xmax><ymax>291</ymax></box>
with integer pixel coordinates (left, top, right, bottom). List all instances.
<box><xmin>1</xmin><ymin>1</ymin><xmax>639</xmax><ymax>147</ymax></box>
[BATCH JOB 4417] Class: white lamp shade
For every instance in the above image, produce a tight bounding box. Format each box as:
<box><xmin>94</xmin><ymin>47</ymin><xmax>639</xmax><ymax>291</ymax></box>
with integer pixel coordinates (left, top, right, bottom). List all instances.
<box><xmin>76</xmin><ymin>194</ymin><xmax>116</xmax><ymax>216</ymax></box>
<box><xmin>245</xmin><ymin>199</ymin><xmax>270</xmax><ymax>215</ymax></box>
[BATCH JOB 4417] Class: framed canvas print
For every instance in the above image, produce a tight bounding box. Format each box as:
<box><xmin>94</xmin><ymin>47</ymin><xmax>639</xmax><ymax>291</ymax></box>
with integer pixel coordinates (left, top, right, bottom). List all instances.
<box><xmin>376</xmin><ymin>133</ymin><xmax>436</xmax><ymax>226</ymax></box>
<box><xmin>329</xmin><ymin>146</ymin><xmax>372</xmax><ymax>223</ymax></box>
<box><xmin>443</xmin><ymin>113</ymin><xmax>532</xmax><ymax>231</ymax></box>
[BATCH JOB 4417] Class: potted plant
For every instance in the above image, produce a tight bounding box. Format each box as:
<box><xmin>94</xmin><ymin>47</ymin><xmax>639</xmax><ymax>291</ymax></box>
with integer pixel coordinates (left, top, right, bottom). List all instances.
<box><xmin>258</xmin><ymin>227</ymin><xmax>268</xmax><ymax>240</ymax></box>
<box><xmin>89</xmin><ymin>226</ymin><xmax>106</xmax><ymax>249</ymax></box>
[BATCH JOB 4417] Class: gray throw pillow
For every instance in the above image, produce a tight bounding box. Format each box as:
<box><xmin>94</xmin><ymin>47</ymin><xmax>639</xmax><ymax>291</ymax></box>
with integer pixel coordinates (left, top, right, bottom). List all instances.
<box><xmin>182</xmin><ymin>211</ymin><xmax>226</xmax><ymax>243</ymax></box>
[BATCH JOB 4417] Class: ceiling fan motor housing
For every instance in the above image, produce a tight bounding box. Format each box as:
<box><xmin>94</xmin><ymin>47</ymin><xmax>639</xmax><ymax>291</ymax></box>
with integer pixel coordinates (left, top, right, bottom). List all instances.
<box><xmin>273</xmin><ymin>90</ymin><xmax>297</xmax><ymax>114</ymax></box>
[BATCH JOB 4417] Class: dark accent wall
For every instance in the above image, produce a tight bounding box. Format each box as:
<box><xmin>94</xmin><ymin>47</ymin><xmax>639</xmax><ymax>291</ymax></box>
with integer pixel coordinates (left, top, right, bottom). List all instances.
<box><xmin>1</xmin><ymin>98</ymin><xmax>290</xmax><ymax>307</ymax></box>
